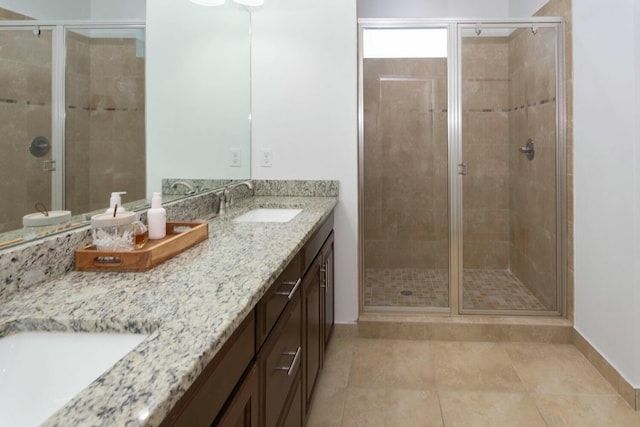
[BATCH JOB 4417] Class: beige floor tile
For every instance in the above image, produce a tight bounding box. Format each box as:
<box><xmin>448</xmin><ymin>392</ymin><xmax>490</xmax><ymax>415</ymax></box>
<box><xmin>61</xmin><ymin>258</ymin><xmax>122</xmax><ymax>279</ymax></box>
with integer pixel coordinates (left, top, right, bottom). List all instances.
<box><xmin>535</xmin><ymin>393</ymin><xmax>640</xmax><ymax>427</ymax></box>
<box><xmin>506</xmin><ymin>343</ymin><xmax>615</xmax><ymax>394</ymax></box>
<box><xmin>439</xmin><ymin>391</ymin><xmax>547</xmax><ymax>427</ymax></box>
<box><xmin>306</xmin><ymin>385</ymin><xmax>347</xmax><ymax>427</ymax></box>
<box><xmin>342</xmin><ymin>387</ymin><xmax>443</xmax><ymax>427</ymax></box>
<box><xmin>430</xmin><ymin>341</ymin><xmax>524</xmax><ymax>392</ymax></box>
<box><xmin>319</xmin><ymin>337</ymin><xmax>356</xmax><ymax>389</ymax></box>
<box><xmin>348</xmin><ymin>339</ymin><xmax>435</xmax><ymax>390</ymax></box>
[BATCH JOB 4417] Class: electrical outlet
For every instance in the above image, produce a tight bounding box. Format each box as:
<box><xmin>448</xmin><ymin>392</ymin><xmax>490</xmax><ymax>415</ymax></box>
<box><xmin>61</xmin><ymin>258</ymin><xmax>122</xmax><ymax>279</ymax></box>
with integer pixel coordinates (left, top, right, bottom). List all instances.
<box><xmin>230</xmin><ymin>148</ymin><xmax>241</xmax><ymax>167</ymax></box>
<box><xmin>260</xmin><ymin>148</ymin><xmax>273</xmax><ymax>168</ymax></box>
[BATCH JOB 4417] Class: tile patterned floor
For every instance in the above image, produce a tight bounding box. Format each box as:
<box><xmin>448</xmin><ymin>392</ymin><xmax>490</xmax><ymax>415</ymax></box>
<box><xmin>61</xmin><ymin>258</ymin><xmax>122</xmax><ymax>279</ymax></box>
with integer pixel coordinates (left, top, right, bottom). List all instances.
<box><xmin>364</xmin><ymin>268</ymin><xmax>547</xmax><ymax>311</ymax></box>
<box><xmin>307</xmin><ymin>337</ymin><xmax>640</xmax><ymax>427</ymax></box>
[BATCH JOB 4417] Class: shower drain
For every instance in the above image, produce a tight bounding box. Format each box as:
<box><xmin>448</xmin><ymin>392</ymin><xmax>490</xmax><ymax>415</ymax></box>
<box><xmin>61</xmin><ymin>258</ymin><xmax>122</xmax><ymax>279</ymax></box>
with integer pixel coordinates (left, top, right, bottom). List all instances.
<box><xmin>400</xmin><ymin>290</ymin><xmax>413</xmax><ymax>296</ymax></box>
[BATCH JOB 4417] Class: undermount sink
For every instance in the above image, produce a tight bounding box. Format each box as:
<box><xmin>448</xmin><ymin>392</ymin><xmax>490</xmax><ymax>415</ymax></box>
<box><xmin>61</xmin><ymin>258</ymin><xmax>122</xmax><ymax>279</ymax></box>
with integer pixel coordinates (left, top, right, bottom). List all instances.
<box><xmin>233</xmin><ymin>208</ymin><xmax>302</xmax><ymax>223</ymax></box>
<box><xmin>0</xmin><ymin>331</ymin><xmax>147</xmax><ymax>427</ymax></box>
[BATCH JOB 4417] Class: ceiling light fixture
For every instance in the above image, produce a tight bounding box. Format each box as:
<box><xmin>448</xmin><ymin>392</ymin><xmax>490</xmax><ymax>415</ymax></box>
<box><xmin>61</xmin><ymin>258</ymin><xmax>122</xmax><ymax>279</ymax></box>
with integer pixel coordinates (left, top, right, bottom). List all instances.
<box><xmin>189</xmin><ymin>0</ymin><xmax>226</xmax><ymax>6</ymax></box>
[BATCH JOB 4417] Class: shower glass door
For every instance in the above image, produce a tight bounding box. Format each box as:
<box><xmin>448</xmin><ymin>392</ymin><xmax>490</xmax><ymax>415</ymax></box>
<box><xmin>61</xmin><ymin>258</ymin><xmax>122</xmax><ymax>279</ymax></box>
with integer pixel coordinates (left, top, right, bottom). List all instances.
<box><xmin>459</xmin><ymin>23</ymin><xmax>563</xmax><ymax>314</ymax></box>
<box><xmin>0</xmin><ymin>26</ymin><xmax>53</xmax><ymax>234</ymax></box>
<box><xmin>361</xmin><ymin>27</ymin><xmax>450</xmax><ymax>312</ymax></box>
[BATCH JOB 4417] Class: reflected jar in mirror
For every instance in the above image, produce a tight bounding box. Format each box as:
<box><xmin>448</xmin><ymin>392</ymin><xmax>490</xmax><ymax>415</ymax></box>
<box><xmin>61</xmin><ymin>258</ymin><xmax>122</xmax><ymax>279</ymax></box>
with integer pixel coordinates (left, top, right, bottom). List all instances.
<box><xmin>23</xmin><ymin>210</ymin><xmax>72</xmax><ymax>240</ymax></box>
<box><xmin>91</xmin><ymin>212</ymin><xmax>148</xmax><ymax>251</ymax></box>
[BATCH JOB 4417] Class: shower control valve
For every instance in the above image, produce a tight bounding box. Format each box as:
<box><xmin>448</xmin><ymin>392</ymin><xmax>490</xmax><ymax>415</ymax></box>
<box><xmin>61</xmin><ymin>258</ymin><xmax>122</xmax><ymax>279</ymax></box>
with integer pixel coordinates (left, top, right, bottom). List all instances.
<box><xmin>519</xmin><ymin>138</ymin><xmax>535</xmax><ymax>160</ymax></box>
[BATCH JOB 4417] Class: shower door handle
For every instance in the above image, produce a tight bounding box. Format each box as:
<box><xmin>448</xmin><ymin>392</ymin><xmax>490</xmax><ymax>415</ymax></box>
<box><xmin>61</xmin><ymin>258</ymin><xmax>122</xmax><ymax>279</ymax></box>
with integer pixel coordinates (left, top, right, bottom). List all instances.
<box><xmin>457</xmin><ymin>163</ymin><xmax>468</xmax><ymax>176</ymax></box>
<box><xmin>43</xmin><ymin>160</ymin><xmax>56</xmax><ymax>172</ymax></box>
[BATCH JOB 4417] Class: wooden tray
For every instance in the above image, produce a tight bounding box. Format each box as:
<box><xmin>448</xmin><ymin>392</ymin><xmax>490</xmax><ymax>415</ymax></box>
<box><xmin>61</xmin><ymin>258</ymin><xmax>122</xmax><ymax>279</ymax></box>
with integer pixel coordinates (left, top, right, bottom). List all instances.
<box><xmin>76</xmin><ymin>222</ymin><xmax>208</xmax><ymax>272</ymax></box>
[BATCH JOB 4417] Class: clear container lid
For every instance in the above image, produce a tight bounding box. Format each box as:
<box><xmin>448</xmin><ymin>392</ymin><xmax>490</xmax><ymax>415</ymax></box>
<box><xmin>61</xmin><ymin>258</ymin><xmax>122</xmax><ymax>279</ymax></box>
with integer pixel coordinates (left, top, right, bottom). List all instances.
<box><xmin>91</xmin><ymin>211</ymin><xmax>137</xmax><ymax>227</ymax></box>
<box><xmin>23</xmin><ymin>210</ymin><xmax>71</xmax><ymax>227</ymax></box>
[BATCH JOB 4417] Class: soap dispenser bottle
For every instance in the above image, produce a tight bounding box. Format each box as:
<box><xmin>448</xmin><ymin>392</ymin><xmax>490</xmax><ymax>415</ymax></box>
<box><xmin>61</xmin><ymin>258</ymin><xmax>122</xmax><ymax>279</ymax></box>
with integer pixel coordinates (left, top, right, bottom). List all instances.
<box><xmin>147</xmin><ymin>192</ymin><xmax>167</xmax><ymax>240</ymax></box>
<box><xmin>105</xmin><ymin>192</ymin><xmax>127</xmax><ymax>214</ymax></box>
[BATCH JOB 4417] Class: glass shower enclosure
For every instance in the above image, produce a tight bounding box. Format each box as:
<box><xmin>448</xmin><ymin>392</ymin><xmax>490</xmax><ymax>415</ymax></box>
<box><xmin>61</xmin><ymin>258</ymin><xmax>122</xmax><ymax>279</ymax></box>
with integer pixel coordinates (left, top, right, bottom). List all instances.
<box><xmin>359</xmin><ymin>19</ymin><xmax>566</xmax><ymax>316</ymax></box>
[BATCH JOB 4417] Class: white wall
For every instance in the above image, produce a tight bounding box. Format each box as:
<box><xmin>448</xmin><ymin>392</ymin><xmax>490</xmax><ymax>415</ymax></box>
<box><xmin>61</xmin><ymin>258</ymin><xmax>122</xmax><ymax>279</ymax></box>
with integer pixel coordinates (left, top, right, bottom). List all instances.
<box><xmin>90</xmin><ymin>0</ymin><xmax>145</xmax><ymax>20</ymax></box>
<box><xmin>573</xmin><ymin>0</ymin><xmax>640</xmax><ymax>387</ymax></box>
<box><xmin>507</xmin><ymin>0</ymin><xmax>548</xmax><ymax>17</ymax></box>
<box><xmin>0</xmin><ymin>0</ymin><xmax>144</xmax><ymax>20</ymax></box>
<box><xmin>251</xmin><ymin>0</ymin><xmax>359</xmax><ymax>322</ymax></box>
<box><xmin>357</xmin><ymin>0</ymin><xmax>551</xmax><ymax>20</ymax></box>
<box><xmin>0</xmin><ymin>0</ymin><xmax>90</xmax><ymax>19</ymax></box>
<box><xmin>146</xmin><ymin>1</ymin><xmax>251</xmax><ymax>195</ymax></box>
<box><xmin>357</xmin><ymin>0</ymin><xmax>508</xmax><ymax>19</ymax></box>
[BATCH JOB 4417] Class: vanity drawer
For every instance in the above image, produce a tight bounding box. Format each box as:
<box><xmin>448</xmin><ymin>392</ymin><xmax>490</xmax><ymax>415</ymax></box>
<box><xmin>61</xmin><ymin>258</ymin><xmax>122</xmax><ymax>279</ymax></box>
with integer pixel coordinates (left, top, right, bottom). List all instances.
<box><xmin>256</xmin><ymin>253</ymin><xmax>301</xmax><ymax>349</ymax></box>
<box><xmin>259</xmin><ymin>287</ymin><xmax>302</xmax><ymax>427</ymax></box>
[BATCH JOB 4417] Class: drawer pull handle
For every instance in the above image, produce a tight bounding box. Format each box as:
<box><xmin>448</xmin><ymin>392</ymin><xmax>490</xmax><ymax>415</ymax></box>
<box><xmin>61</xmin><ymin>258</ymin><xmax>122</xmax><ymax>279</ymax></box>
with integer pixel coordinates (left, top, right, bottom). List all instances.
<box><xmin>274</xmin><ymin>346</ymin><xmax>301</xmax><ymax>376</ymax></box>
<box><xmin>274</xmin><ymin>278</ymin><xmax>302</xmax><ymax>300</ymax></box>
<box><xmin>320</xmin><ymin>264</ymin><xmax>327</xmax><ymax>289</ymax></box>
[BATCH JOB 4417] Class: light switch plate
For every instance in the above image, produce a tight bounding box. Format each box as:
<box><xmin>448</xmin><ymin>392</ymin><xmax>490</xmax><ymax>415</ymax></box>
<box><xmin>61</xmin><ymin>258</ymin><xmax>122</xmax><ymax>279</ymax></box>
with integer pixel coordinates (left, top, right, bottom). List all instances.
<box><xmin>230</xmin><ymin>148</ymin><xmax>241</xmax><ymax>167</ymax></box>
<box><xmin>260</xmin><ymin>148</ymin><xmax>273</xmax><ymax>168</ymax></box>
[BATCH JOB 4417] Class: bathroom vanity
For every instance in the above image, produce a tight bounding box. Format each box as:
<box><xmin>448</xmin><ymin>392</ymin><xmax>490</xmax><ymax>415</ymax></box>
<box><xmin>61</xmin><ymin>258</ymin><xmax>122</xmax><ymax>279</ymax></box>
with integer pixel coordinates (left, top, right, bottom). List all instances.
<box><xmin>0</xmin><ymin>186</ymin><xmax>337</xmax><ymax>427</ymax></box>
<box><xmin>161</xmin><ymin>212</ymin><xmax>335</xmax><ymax>426</ymax></box>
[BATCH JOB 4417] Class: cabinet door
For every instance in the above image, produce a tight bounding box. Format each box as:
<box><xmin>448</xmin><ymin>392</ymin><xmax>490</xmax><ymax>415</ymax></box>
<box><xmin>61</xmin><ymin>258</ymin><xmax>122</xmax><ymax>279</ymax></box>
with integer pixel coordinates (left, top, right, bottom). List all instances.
<box><xmin>280</xmin><ymin>375</ymin><xmax>303</xmax><ymax>427</ymax></box>
<box><xmin>303</xmin><ymin>255</ymin><xmax>322</xmax><ymax>413</ymax></box>
<box><xmin>321</xmin><ymin>232</ymin><xmax>335</xmax><ymax>347</ymax></box>
<box><xmin>216</xmin><ymin>364</ymin><xmax>259</xmax><ymax>427</ymax></box>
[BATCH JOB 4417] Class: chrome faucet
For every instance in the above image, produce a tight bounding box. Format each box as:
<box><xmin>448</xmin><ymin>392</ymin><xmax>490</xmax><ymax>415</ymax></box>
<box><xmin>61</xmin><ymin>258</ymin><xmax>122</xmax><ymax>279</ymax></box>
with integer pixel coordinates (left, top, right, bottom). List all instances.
<box><xmin>227</xmin><ymin>180</ymin><xmax>254</xmax><ymax>193</ymax></box>
<box><xmin>213</xmin><ymin>187</ymin><xmax>230</xmax><ymax>214</ymax></box>
<box><xmin>171</xmin><ymin>181</ymin><xmax>196</xmax><ymax>195</ymax></box>
<box><xmin>211</xmin><ymin>181</ymin><xmax>254</xmax><ymax>215</ymax></box>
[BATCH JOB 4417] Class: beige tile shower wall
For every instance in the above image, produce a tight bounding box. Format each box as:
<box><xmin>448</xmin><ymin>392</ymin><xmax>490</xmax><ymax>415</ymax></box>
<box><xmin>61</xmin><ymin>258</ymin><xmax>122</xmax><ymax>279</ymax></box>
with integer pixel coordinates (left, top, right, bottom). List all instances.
<box><xmin>88</xmin><ymin>38</ymin><xmax>145</xmax><ymax>211</ymax></box>
<box><xmin>537</xmin><ymin>0</ymin><xmax>573</xmax><ymax>319</ymax></box>
<box><xmin>363</xmin><ymin>58</ymin><xmax>449</xmax><ymax>270</ymax></box>
<box><xmin>508</xmin><ymin>25</ymin><xmax>558</xmax><ymax>310</ymax></box>
<box><xmin>65</xmin><ymin>32</ymin><xmax>92</xmax><ymax>216</ymax></box>
<box><xmin>0</xmin><ymin>8</ymin><xmax>52</xmax><ymax>233</ymax></box>
<box><xmin>461</xmin><ymin>38</ymin><xmax>510</xmax><ymax>269</ymax></box>
<box><xmin>507</xmin><ymin>0</ymin><xmax>572</xmax><ymax>312</ymax></box>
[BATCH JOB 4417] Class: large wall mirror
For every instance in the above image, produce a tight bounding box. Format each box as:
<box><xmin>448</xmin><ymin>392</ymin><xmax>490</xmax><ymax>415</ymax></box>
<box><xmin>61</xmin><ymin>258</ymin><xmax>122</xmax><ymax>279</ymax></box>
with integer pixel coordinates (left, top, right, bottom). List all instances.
<box><xmin>0</xmin><ymin>0</ymin><xmax>251</xmax><ymax>247</ymax></box>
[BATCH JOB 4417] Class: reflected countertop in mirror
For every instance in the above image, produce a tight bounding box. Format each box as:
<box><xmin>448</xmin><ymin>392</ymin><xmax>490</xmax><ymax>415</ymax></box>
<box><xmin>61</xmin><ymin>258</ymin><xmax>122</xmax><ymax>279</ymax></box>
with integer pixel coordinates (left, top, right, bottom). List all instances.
<box><xmin>0</xmin><ymin>179</ymin><xmax>239</xmax><ymax>250</ymax></box>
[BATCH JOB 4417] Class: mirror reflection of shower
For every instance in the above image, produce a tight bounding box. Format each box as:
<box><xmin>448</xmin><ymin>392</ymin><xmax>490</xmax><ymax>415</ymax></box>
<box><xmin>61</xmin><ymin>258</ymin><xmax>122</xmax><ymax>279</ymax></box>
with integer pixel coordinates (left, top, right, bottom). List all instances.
<box><xmin>0</xmin><ymin>4</ymin><xmax>145</xmax><ymax>237</ymax></box>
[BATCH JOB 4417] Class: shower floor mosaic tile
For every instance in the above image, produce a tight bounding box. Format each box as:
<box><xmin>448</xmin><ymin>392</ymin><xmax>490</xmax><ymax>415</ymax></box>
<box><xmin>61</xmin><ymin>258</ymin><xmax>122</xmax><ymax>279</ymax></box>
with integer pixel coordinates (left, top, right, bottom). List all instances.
<box><xmin>364</xmin><ymin>268</ymin><xmax>547</xmax><ymax>311</ymax></box>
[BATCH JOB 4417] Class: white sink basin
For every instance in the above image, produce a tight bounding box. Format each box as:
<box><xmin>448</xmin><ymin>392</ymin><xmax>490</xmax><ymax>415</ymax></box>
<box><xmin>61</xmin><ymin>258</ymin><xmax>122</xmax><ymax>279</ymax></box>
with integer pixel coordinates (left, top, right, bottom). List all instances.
<box><xmin>0</xmin><ymin>331</ymin><xmax>147</xmax><ymax>427</ymax></box>
<box><xmin>233</xmin><ymin>208</ymin><xmax>302</xmax><ymax>223</ymax></box>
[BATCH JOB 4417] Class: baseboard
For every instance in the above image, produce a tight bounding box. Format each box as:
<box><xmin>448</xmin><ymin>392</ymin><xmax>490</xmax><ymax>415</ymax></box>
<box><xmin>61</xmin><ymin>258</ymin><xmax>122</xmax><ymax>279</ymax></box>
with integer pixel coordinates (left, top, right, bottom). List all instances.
<box><xmin>332</xmin><ymin>322</ymin><xmax>358</xmax><ymax>338</ymax></box>
<box><xmin>572</xmin><ymin>329</ymin><xmax>638</xmax><ymax>411</ymax></box>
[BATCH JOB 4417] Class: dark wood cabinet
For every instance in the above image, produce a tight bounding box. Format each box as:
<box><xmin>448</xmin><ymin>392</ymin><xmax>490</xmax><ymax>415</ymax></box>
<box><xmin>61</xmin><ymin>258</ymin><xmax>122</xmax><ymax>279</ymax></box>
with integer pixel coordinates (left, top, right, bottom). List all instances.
<box><xmin>160</xmin><ymin>313</ymin><xmax>256</xmax><ymax>427</ymax></box>
<box><xmin>216</xmin><ymin>364</ymin><xmax>259</xmax><ymax>427</ymax></box>
<box><xmin>321</xmin><ymin>232</ymin><xmax>335</xmax><ymax>348</ymax></box>
<box><xmin>302</xmin><ymin>230</ymin><xmax>335</xmax><ymax>421</ymax></box>
<box><xmin>160</xmin><ymin>213</ymin><xmax>334</xmax><ymax>427</ymax></box>
<box><xmin>259</xmin><ymin>279</ymin><xmax>302</xmax><ymax>427</ymax></box>
<box><xmin>256</xmin><ymin>253</ymin><xmax>302</xmax><ymax>351</ymax></box>
<box><xmin>302</xmin><ymin>255</ymin><xmax>323</xmax><ymax>413</ymax></box>
<box><xmin>280</xmin><ymin>374</ymin><xmax>303</xmax><ymax>427</ymax></box>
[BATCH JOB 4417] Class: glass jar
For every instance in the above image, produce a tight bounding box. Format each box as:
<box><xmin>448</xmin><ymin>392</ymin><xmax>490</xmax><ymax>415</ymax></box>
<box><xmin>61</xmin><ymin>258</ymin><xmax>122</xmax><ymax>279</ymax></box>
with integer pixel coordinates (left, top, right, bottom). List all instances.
<box><xmin>23</xmin><ymin>210</ymin><xmax>72</xmax><ymax>240</ymax></box>
<box><xmin>90</xmin><ymin>211</ymin><xmax>148</xmax><ymax>251</ymax></box>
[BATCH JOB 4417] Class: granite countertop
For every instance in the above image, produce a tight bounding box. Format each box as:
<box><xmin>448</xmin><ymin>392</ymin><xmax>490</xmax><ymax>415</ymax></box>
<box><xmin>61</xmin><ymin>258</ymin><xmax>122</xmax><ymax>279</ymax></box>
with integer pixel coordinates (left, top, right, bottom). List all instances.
<box><xmin>0</xmin><ymin>195</ymin><xmax>337</xmax><ymax>426</ymax></box>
